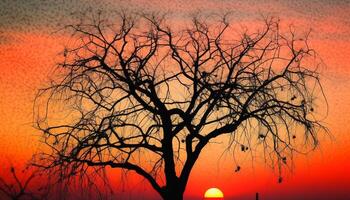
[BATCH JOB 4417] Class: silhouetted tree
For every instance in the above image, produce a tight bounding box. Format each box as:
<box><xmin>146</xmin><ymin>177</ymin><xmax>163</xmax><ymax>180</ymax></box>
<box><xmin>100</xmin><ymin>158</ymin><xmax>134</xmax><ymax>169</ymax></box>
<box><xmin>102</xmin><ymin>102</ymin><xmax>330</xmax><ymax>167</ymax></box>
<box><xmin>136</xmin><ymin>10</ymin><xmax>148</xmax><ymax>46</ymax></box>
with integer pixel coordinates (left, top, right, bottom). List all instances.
<box><xmin>34</xmin><ymin>12</ymin><xmax>326</xmax><ymax>200</ymax></box>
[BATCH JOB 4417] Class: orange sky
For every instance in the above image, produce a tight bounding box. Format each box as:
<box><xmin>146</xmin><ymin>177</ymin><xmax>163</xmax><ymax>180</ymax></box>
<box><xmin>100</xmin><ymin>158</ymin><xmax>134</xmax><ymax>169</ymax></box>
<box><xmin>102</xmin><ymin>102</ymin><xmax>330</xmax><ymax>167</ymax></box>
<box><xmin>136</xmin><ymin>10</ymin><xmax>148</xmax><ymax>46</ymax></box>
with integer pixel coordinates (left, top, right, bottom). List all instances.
<box><xmin>1</xmin><ymin>1</ymin><xmax>350</xmax><ymax>199</ymax></box>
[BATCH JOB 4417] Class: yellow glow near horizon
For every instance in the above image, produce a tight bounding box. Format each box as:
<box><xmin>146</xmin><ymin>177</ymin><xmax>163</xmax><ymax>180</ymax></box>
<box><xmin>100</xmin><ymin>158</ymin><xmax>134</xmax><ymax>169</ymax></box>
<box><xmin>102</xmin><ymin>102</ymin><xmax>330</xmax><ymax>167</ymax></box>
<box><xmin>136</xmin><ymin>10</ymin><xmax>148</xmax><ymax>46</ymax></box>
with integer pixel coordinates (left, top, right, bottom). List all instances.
<box><xmin>204</xmin><ymin>188</ymin><xmax>224</xmax><ymax>198</ymax></box>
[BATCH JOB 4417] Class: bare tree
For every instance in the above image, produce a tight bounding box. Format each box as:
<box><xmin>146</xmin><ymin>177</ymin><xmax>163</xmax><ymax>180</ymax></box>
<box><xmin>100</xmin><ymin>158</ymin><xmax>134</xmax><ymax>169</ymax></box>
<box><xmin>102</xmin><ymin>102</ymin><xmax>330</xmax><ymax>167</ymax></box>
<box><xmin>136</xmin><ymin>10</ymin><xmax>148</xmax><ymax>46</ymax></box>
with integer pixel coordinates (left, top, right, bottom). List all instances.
<box><xmin>34</xmin><ymin>12</ymin><xmax>326</xmax><ymax>200</ymax></box>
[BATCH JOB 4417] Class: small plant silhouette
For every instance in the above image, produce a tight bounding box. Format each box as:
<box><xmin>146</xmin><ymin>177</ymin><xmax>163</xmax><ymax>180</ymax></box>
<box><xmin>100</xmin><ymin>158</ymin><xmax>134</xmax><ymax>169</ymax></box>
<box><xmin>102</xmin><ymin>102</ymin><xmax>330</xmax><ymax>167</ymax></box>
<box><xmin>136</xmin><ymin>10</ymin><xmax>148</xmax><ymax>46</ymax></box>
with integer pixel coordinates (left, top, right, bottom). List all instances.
<box><xmin>0</xmin><ymin>166</ymin><xmax>49</xmax><ymax>200</ymax></box>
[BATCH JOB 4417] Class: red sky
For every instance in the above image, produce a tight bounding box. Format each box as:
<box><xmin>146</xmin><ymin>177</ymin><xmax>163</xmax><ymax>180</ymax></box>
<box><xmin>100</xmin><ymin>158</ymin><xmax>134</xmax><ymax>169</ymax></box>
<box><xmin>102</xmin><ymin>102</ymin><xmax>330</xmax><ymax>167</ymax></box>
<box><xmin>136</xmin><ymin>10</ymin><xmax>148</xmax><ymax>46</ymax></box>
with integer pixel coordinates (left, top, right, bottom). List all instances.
<box><xmin>0</xmin><ymin>0</ymin><xmax>350</xmax><ymax>199</ymax></box>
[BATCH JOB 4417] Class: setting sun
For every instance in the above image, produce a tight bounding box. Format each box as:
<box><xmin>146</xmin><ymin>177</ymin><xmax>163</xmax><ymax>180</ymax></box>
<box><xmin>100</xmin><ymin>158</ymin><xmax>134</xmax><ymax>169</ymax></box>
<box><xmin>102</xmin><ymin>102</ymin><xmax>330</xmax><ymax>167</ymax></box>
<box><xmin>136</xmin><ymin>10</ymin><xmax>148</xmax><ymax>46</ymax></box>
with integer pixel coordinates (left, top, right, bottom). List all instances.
<box><xmin>204</xmin><ymin>188</ymin><xmax>224</xmax><ymax>199</ymax></box>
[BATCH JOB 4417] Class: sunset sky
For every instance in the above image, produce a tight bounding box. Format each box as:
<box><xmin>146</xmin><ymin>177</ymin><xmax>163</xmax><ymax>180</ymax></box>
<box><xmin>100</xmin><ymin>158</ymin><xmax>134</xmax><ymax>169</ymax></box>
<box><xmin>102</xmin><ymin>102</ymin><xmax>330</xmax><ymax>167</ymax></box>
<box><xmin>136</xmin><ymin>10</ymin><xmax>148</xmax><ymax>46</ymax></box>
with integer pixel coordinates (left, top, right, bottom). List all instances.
<box><xmin>1</xmin><ymin>0</ymin><xmax>350</xmax><ymax>199</ymax></box>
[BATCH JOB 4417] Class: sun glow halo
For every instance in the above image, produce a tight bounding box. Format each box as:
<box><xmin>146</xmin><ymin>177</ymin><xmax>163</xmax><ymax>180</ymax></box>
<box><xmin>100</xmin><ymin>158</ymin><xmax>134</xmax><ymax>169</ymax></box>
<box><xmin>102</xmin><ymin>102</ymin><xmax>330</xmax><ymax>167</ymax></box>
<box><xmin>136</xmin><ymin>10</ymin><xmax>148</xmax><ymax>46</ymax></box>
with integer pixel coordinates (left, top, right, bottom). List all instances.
<box><xmin>204</xmin><ymin>188</ymin><xmax>224</xmax><ymax>199</ymax></box>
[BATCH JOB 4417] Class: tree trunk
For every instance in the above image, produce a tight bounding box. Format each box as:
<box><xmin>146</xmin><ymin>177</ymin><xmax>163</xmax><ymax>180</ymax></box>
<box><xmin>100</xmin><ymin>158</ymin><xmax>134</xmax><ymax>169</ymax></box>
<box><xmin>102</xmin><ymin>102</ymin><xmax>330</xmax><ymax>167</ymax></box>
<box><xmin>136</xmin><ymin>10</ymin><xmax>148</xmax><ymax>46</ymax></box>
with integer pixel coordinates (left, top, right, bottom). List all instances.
<box><xmin>161</xmin><ymin>183</ymin><xmax>185</xmax><ymax>200</ymax></box>
<box><xmin>162</xmin><ymin>191</ymin><xmax>184</xmax><ymax>200</ymax></box>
